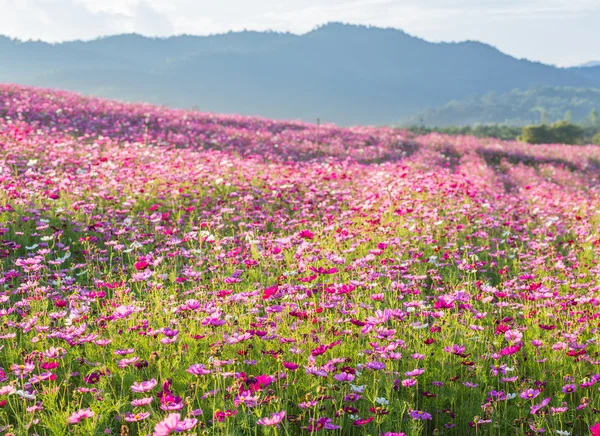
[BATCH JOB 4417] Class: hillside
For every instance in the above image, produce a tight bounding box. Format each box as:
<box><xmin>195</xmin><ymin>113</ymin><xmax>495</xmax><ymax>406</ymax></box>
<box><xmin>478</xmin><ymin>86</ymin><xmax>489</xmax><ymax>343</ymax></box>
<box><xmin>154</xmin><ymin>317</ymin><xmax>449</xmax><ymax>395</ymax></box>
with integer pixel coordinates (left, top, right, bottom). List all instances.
<box><xmin>1</xmin><ymin>23</ymin><xmax>599</xmax><ymax>125</ymax></box>
<box><xmin>400</xmin><ymin>86</ymin><xmax>600</xmax><ymax>127</ymax></box>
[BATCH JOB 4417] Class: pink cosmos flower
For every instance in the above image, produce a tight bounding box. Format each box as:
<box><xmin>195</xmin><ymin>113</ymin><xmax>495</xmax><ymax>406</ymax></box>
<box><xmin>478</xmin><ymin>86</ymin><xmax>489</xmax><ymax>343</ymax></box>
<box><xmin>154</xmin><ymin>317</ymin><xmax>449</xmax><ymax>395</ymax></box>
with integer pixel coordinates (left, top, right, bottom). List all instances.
<box><xmin>530</xmin><ymin>397</ymin><xmax>551</xmax><ymax>415</ymax></box>
<box><xmin>11</xmin><ymin>362</ymin><xmax>35</xmax><ymax>377</ymax></box>
<box><xmin>257</xmin><ymin>411</ymin><xmax>286</xmax><ymax>427</ymax></box>
<box><xmin>131</xmin><ymin>397</ymin><xmax>154</xmax><ymax>407</ymax></box>
<box><xmin>153</xmin><ymin>413</ymin><xmax>180</xmax><ymax>436</ymax></box>
<box><xmin>520</xmin><ymin>389</ymin><xmax>541</xmax><ymax>400</ymax></box>
<box><xmin>405</xmin><ymin>368</ymin><xmax>425</xmax><ymax>377</ymax></box>
<box><xmin>504</xmin><ymin>329</ymin><xmax>523</xmax><ymax>343</ymax></box>
<box><xmin>334</xmin><ymin>372</ymin><xmax>355</xmax><ymax>382</ymax></box>
<box><xmin>124</xmin><ymin>412</ymin><xmax>150</xmax><ymax>422</ymax></box>
<box><xmin>187</xmin><ymin>364</ymin><xmax>212</xmax><ymax>376</ymax></box>
<box><xmin>409</xmin><ymin>410</ymin><xmax>432</xmax><ymax>420</ymax></box>
<box><xmin>282</xmin><ymin>361</ymin><xmax>299</xmax><ymax>370</ymax></box>
<box><xmin>234</xmin><ymin>390</ymin><xmax>259</xmax><ymax>408</ymax></box>
<box><xmin>68</xmin><ymin>408</ymin><xmax>94</xmax><ymax>424</ymax></box>
<box><xmin>131</xmin><ymin>379</ymin><xmax>158</xmax><ymax>393</ymax></box>
<box><xmin>176</xmin><ymin>418</ymin><xmax>198</xmax><ymax>431</ymax></box>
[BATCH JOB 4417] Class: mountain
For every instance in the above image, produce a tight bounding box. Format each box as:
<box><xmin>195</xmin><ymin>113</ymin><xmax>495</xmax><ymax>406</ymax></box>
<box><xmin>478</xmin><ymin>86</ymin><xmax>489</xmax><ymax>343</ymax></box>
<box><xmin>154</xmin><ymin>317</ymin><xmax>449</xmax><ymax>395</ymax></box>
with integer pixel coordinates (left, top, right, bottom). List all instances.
<box><xmin>567</xmin><ymin>66</ymin><xmax>600</xmax><ymax>83</ymax></box>
<box><xmin>399</xmin><ymin>86</ymin><xmax>600</xmax><ymax>127</ymax></box>
<box><xmin>578</xmin><ymin>61</ymin><xmax>600</xmax><ymax>68</ymax></box>
<box><xmin>1</xmin><ymin>23</ymin><xmax>599</xmax><ymax>125</ymax></box>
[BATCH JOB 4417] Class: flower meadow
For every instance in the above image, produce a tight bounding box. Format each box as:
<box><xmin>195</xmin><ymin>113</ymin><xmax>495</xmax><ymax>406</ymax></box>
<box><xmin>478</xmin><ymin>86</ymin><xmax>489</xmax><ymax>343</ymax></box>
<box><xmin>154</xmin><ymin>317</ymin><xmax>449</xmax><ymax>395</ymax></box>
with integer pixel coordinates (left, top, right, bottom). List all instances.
<box><xmin>1</xmin><ymin>84</ymin><xmax>600</xmax><ymax>436</ymax></box>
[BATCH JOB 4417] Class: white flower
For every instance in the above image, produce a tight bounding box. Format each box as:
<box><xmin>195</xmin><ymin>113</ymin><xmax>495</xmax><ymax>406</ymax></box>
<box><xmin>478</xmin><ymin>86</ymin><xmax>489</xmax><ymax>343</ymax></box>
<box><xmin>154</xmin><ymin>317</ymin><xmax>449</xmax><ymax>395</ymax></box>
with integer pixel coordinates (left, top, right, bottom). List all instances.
<box><xmin>375</xmin><ymin>397</ymin><xmax>389</xmax><ymax>405</ymax></box>
<box><xmin>555</xmin><ymin>430</ymin><xmax>570</xmax><ymax>436</ymax></box>
<box><xmin>350</xmin><ymin>384</ymin><xmax>365</xmax><ymax>393</ymax></box>
<box><xmin>15</xmin><ymin>390</ymin><xmax>36</xmax><ymax>400</ymax></box>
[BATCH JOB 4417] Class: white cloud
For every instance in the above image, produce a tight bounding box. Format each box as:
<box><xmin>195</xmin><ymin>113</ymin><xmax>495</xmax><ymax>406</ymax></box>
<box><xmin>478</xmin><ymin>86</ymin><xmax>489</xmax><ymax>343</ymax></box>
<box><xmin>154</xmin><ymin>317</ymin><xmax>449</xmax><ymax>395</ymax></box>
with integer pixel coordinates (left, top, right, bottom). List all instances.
<box><xmin>0</xmin><ymin>0</ymin><xmax>598</xmax><ymax>65</ymax></box>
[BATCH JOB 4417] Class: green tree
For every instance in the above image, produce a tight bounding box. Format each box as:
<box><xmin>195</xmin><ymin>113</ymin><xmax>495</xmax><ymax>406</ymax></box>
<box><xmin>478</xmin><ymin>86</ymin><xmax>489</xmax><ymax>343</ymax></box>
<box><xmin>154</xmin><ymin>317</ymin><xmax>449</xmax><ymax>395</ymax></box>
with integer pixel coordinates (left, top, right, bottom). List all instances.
<box><xmin>564</xmin><ymin>110</ymin><xmax>573</xmax><ymax>123</ymax></box>
<box><xmin>589</xmin><ymin>108</ymin><xmax>600</xmax><ymax>127</ymax></box>
<box><xmin>520</xmin><ymin>124</ymin><xmax>553</xmax><ymax>144</ymax></box>
<box><xmin>593</xmin><ymin>132</ymin><xmax>600</xmax><ymax>146</ymax></box>
<box><xmin>520</xmin><ymin>121</ymin><xmax>584</xmax><ymax>145</ymax></box>
<box><xmin>549</xmin><ymin>121</ymin><xmax>584</xmax><ymax>144</ymax></box>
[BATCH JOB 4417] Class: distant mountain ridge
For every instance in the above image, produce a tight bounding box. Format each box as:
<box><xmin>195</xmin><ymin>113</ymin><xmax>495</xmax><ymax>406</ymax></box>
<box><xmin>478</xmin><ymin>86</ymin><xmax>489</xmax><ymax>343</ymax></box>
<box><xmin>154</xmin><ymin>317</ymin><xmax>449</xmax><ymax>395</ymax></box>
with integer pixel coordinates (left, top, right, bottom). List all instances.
<box><xmin>1</xmin><ymin>23</ymin><xmax>599</xmax><ymax>125</ymax></box>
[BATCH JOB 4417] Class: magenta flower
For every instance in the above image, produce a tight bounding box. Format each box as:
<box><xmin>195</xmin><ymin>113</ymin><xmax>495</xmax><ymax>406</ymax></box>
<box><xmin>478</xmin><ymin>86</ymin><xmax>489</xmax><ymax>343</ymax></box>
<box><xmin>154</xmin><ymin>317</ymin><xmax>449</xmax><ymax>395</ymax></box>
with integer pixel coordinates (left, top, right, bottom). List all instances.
<box><xmin>365</xmin><ymin>361</ymin><xmax>386</xmax><ymax>371</ymax></box>
<box><xmin>334</xmin><ymin>372</ymin><xmax>355</xmax><ymax>382</ymax></box>
<box><xmin>234</xmin><ymin>390</ymin><xmax>259</xmax><ymax>408</ymax></box>
<box><xmin>519</xmin><ymin>389</ymin><xmax>541</xmax><ymax>400</ymax></box>
<box><xmin>353</xmin><ymin>416</ymin><xmax>375</xmax><ymax>426</ymax></box>
<box><xmin>409</xmin><ymin>410</ymin><xmax>432</xmax><ymax>420</ymax></box>
<box><xmin>530</xmin><ymin>397</ymin><xmax>551</xmax><ymax>415</ymax></box>
<box><xmin>306</xmin><ymin>417</ymin><xmax>340</xmax><ymax>431</ymax></box>
<box><xmin>282</xmin><ymin>361</ymin><xmax>299</xmax><ymax>371</ymax></box>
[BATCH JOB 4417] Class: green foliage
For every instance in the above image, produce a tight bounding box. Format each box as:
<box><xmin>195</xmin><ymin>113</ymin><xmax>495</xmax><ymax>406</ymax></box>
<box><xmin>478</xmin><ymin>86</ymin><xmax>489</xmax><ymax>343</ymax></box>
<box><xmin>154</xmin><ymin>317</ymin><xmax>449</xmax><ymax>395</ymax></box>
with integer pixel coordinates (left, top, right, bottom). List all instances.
<box><xmin>589</xmin><ymin>108</ymin><xmax>600</xmax><ymax>127</ymax></box>
<box><xmin>520</xmin><ymin>121</ymin><xmax>585</xmax><ymax>145</ymax></box>
<box><xmin>402</xmin><ymin>87</ymin><xmax>600</xmax><ymax>127</ymax></box>
<box><xmin>520</xmin><ymin>124</ymin><xmax>554</xmax><ymax>144</ymax></box>
<box><xmin>403</xmin><ymin>124</ymin><xmax>522</xmax><ymax>141</ymax></box>
<box><xmin>593</xmin><ymin>132</ymin><xmax>600</xmax><ymax>145</ymax></box>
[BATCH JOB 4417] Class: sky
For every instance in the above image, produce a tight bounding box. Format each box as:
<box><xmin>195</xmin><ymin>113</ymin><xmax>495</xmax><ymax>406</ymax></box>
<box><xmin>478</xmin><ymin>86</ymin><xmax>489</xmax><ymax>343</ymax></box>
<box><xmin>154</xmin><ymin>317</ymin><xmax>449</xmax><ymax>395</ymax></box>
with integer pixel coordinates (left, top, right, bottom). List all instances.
<box><xmin>0</xmin><ymin>0</ymin><xmax>598</xmax><ymax>67</ymax></box>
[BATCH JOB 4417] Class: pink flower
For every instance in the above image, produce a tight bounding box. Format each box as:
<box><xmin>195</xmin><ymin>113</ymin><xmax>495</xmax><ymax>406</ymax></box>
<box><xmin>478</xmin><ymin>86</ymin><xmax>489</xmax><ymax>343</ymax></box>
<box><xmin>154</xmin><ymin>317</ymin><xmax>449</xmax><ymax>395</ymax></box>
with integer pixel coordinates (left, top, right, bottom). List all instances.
<box><xmin>124</xmin><ymin>412</ymin><xmax>150</xmax><ymax>422</ymax></box>
<box><xmin>11</xmin><ymin>362</ymin><xmax>35</xmax><ymax>377</ymax></box>
<box><xmin>590</xmin><ymin>423</ymin><xmax>600</xmax><ymax>436</ymax></box>
<box><xmin>234</xmin><ymin>390</ymin><xmax>259</xmax><ymax>408</ymax></box>
<box><xmin>176</xmin><ymin>418</ymin><xmax>198</xmax><ymax>431</ymax></box>
<box><xmin>504</xmin><ymin>329</ymin><xmax>523</xmax><ymax>343</ymax></box>
<box><xmin>334</xmin><ymin>372</ymin><xmax>355</xmax><ymax>382</ymax></box>
<box><xmin>530</xmin><ymin>397</ymin><xmax>551</xmax><ymax>415</ymax></box>
<box><xmin>68</xmin><ymin>408</ymin><xmax>94</xmax><ymax>424</ymax></box>
<box><xmin>519</xmin><ymin>389</ymin><xmax>540</xmax><ymax>400</ymax></box>
<box><xmin>257</xmin><ymin>411</ymin><xmax>286</xmax><ymax>427</ymax></box>
<box><xmin>404</xmin><ymin>368</ymin><xmax>425</xmax><ymax>377</ymax></box>
<box><xmin>187</xmin><ymin>364</ymin><xmax>211</xmax><ymax>376</ymax></box>
<box><xmin>131</xmin><ymin>379</ymin><xmax>158</xmax><ymax>393</ymax></box>
<box><xmin>131</xmin><ymin>397</ymin><xmax>154</xmax><ymax>407</ymax></box>
<box><xmin>153</xmin><ymin>413</ymin><xmax>180</xmax><ymax>436</ymax></box>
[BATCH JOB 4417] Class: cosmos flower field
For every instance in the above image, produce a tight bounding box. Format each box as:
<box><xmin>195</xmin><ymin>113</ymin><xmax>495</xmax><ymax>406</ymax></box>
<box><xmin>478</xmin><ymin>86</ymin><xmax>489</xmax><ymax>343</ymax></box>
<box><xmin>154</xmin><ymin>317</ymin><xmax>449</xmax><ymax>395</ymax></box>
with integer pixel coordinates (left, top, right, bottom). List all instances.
<box><xmin>1</xmin><ymin>85</ymin><xmax>600</xmax><ymax>436</ymax></box>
